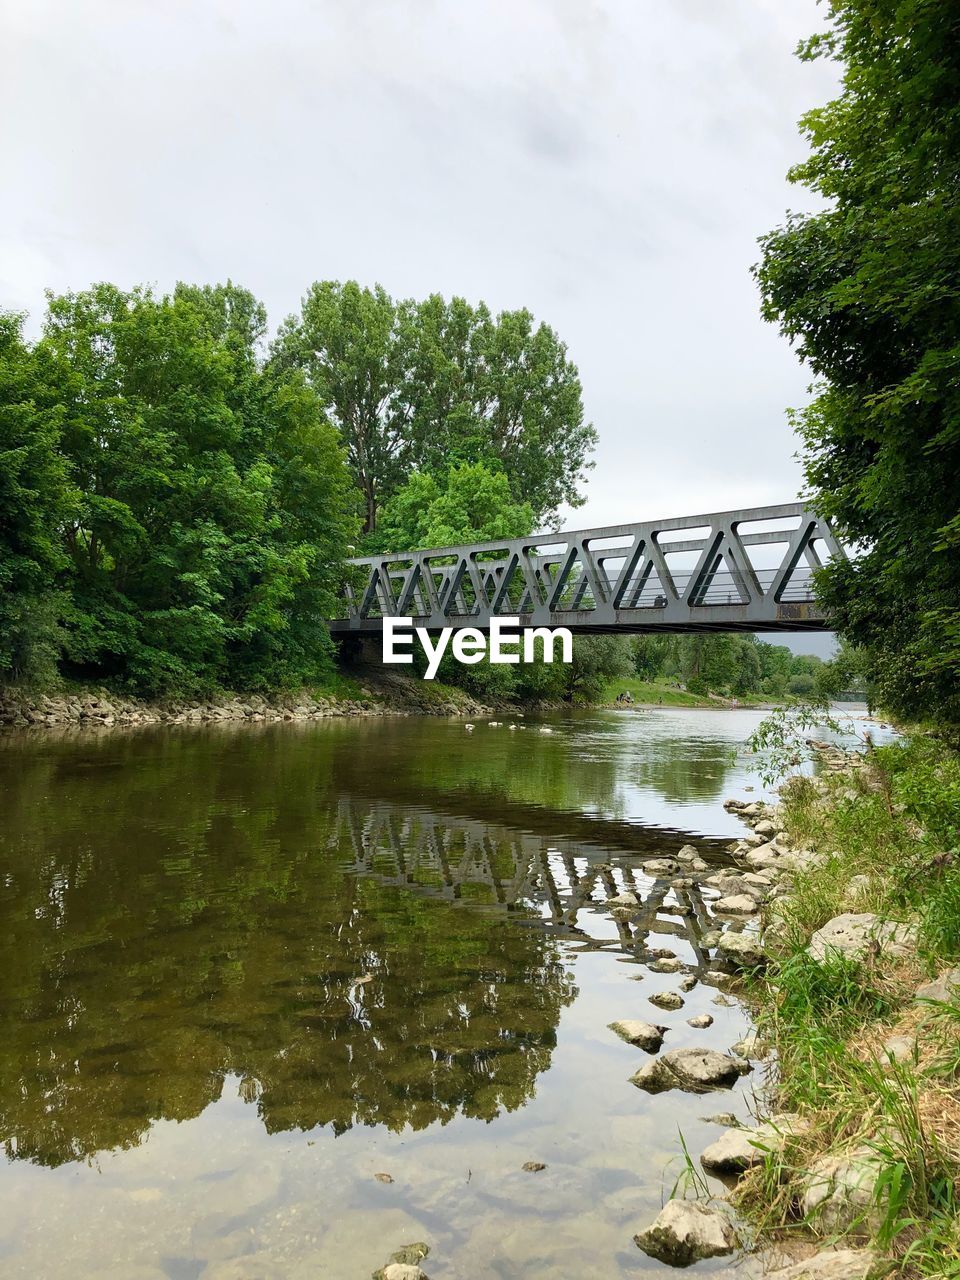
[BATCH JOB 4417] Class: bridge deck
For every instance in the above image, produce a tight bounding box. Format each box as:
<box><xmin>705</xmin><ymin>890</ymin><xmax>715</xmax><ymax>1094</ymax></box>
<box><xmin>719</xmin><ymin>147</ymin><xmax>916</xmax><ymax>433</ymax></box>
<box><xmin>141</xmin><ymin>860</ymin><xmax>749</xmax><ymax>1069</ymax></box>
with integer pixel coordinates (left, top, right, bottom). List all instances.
<box><xmin>330</xmin><ymin>502</ymin><xmax>842</xmax><ymax>635</ymax></box>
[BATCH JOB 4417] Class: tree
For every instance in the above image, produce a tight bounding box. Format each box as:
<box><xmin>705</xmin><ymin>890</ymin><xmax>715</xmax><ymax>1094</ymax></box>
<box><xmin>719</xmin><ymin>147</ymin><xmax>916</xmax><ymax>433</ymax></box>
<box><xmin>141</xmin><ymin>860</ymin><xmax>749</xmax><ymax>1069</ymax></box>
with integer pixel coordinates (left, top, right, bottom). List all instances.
<box><xmin>41</xmin><ymin>283</ymin><xmax>359</xmax><ymax>695</ymax></box>
<box><xmin>374</xmin><ymin>461</ymin><xmax>534</xmax><ymax>552</ymax></box>
<box><xmin>273</xmin><ymin>282</ymin><xmax>410</xmax><ymax>535</ymax></box>
<box><xmin>404</xmin><ymin>295</ymin><xmax>596</xmax><ymax>527</ymax></box>
<box><xmin>274</xmin><ymin>284</ymin><xmax>595</xmax><ymax>533</ymax></box>
<box><xmin>0</xmin><ymin>313</ymin><xmax>74</xmax><ymax>684</ymax></box>
<box><xmin>755</xmin><ymin>1</ymin><xmax>960</xmax><ymax>724</ymax></box>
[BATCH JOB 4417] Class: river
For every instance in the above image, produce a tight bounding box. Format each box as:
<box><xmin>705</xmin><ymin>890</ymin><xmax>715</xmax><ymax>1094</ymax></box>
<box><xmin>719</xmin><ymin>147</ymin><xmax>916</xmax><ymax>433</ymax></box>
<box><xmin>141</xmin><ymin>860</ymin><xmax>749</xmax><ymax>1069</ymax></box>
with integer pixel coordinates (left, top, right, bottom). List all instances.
<box><xmin>0</xmin><ymin>706</ymin><xmax>841</xmax><ymax>1278</ymax></box>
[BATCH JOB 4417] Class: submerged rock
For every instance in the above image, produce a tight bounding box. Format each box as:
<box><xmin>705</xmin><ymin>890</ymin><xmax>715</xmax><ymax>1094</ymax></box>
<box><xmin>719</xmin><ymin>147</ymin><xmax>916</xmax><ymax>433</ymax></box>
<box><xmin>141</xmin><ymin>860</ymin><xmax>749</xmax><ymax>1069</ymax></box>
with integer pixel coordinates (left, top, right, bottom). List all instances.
<box><xmin>687</xmin><ymin>1014</ymin><xmax>713</xmax><ymax>1028</ymax></box>
<box><xmin>608</xmin><ymin>1019</ymin><xmax>667</xmax><ymax>1052</ymax></box>
<box><xmin>648</xmin><ymin>957</ymin><xmax>682</xmax><ymax>973</ymax></box>
<box><xmin>808</xmin><ymin>913</ymin><xmax>917</xmax><ymax>963</ymax></box>
<box><xmin>633</xmin><ymin>1199</ymin><xmax>737</xmax><ymax>1265</ymax></box>
<box><xmin>630</xmin><ymin>1047</ymin><xmax>751</xmax><ymax>1094</ymax></box>
<box><xmin>648</xmin><ymin>990</ymin><xmax>684</xmax><ymax>1011</ymax></box>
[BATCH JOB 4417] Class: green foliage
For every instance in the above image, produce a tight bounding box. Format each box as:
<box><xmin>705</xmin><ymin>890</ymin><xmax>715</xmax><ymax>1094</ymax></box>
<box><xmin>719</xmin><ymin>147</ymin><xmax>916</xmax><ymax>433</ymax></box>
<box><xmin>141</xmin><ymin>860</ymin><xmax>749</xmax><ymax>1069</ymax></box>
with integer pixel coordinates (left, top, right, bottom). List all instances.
<box><xmin>373</xmin><ymin>461</ymin><xmax>534</xmax><ymax>552</ymax></box>
<box><xmin>0</xmin><ymin>313</ymin><xmax>74</xmax><ymax>685</ymax></box>
<box><xmin>3</xmin><ymin>283</ymin><xmax>360</xmax><ymax>697</ymax></box>
<box><xmin>274</xmin><ymin>282</ymin><xmax>595</xmax><ymax>532</ymax></box>
<box><xmin>755</xmin><ymin>0</ymin><xmax>960</xmax><ymax>725</ymax></box>
<box><xmin>625</xmin><ymin>634</ymin><xmax>826</xmax><ymax>702</ymax></box>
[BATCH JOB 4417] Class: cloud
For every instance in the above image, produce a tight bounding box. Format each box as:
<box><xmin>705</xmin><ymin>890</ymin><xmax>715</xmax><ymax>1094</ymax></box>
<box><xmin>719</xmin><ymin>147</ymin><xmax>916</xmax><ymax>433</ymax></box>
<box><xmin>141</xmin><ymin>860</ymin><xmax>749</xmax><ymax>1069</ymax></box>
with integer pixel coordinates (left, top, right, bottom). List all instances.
<box><xmin>0</xmin><ymin>0</ymin><xmax>838</xmax><ymax>528</ymax></box>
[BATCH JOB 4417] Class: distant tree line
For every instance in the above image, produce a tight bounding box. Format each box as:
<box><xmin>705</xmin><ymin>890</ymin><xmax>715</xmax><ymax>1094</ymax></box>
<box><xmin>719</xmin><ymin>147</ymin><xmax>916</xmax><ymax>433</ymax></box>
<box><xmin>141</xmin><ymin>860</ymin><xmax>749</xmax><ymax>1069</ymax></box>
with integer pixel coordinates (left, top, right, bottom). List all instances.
<box><xmin>629</xmin><ymin>633</ymin><xmax>867</xmax><ymax>702</ymax></box>
<box><xmin>0</xmin><ymin>281</ymin><xmax>594</xmax><ymax>697</ymax></box>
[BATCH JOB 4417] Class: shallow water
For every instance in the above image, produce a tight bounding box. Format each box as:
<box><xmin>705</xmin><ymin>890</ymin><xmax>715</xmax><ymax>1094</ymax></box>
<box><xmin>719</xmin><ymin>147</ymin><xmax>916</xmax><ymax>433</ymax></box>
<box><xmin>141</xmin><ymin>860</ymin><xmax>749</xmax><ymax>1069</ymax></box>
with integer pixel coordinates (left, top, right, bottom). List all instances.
<box><xmin>0</xmin><ymin>706</ymin><xmax>868</xmax><ymax>1278</ymax></box>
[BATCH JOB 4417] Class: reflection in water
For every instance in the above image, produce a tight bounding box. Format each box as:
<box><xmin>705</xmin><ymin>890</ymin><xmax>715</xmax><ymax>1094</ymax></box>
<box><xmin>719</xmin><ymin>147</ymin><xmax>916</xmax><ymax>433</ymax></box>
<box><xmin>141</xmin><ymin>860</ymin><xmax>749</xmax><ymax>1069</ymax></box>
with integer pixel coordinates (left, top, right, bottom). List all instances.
<box><xmin>334</xmin><ymin>797</ymin><xmax>726</xmax><ymax>965</ymax></box>
<box><xmin>0</xmin><ymin>711</ymin><xmax>765</xmax><ymax>1279</ymax></box>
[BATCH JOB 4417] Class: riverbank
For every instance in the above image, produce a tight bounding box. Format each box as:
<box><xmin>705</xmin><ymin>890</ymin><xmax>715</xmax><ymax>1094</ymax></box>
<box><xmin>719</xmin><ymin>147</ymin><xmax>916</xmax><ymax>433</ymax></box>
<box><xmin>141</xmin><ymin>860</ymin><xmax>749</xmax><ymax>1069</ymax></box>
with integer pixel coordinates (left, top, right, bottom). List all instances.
<box><xmin>637</xmin><ymin>732</ymin><xmax>960</xmax><ymax>1277</ymax></box>
<box><xmin>604</xmin><ymin>676</ymin><xmax>777</xmax><ymax>709</ymax></box>
<box><xmin>0</xmin><ymin>669</ymin><xmax>496</xmax><ymax>730</ymax></box>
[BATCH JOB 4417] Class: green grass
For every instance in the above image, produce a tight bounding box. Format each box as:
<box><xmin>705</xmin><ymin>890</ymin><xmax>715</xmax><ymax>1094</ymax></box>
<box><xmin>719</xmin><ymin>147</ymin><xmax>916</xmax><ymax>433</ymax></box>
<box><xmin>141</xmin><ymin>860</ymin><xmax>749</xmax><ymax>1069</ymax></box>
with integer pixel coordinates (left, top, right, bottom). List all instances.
<box><xmin>604</xmin><ymin>677</ymin><xmax>773</xmax><ymax>707</ymax></box>
<box><xmin>604</xmin><ymin>677</ymin><xmax>715</xmax><ymax>706</ymax></box>
<box><xmin>734</xmin><ymin>734</ymin><xmax>960</xmax><ymax>1274</ymax></box>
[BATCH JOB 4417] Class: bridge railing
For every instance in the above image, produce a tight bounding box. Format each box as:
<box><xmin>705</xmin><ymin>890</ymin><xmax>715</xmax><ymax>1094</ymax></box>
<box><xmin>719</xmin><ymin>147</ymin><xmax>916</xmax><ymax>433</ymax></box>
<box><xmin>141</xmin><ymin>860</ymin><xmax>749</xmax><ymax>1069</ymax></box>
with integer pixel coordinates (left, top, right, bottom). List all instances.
<box><xmin>330</xmin><ymin>502</ymin><xmax>846</xmax><ymax>634</ymax></box>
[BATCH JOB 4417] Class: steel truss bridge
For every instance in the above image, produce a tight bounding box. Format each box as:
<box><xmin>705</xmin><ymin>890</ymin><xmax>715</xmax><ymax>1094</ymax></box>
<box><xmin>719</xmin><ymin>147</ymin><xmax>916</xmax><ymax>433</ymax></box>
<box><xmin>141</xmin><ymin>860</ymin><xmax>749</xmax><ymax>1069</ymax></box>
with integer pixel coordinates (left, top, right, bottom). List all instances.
<box><xmin>330</xmin><ymin>502</ymin><xmax>844</xmax><ymax>637</ymax></box>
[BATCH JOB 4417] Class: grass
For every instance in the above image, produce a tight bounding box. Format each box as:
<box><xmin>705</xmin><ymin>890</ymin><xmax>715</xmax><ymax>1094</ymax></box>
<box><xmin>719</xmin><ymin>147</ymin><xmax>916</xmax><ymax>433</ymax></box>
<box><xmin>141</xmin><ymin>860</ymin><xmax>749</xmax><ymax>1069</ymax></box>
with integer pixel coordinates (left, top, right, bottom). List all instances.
<box><xmin>604</xmin><ymin>676</ymin><xmax>775</xmax><ymax>708</ymax></box>
<box><xmin>733</xmin><ymin>735</ymin><xmax>960</xmax><ymax>1275</ymax></box>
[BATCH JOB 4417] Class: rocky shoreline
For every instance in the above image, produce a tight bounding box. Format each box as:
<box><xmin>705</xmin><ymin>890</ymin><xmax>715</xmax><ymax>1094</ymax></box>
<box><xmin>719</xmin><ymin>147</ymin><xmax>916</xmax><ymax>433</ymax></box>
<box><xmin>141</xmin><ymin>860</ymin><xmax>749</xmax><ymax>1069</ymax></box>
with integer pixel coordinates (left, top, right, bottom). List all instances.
<box><xmin>0</xmin><ymin>674</ymin><xmax>492</xmax><ymax>732</ymax></box>
<box><xmin>630</xmin><ymin>741</ymin><xmax>958</xmax><ymax>1279</ymax></box>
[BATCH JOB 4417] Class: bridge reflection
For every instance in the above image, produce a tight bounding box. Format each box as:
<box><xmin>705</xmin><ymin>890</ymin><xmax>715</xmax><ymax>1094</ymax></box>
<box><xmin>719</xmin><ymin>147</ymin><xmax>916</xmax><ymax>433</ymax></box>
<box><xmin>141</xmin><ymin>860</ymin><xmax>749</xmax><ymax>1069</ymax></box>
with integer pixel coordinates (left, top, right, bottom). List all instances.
<box><xmin>332</xmin><ymin>797</ymin><xmax>731</xmax><ymax>970</ymax></box>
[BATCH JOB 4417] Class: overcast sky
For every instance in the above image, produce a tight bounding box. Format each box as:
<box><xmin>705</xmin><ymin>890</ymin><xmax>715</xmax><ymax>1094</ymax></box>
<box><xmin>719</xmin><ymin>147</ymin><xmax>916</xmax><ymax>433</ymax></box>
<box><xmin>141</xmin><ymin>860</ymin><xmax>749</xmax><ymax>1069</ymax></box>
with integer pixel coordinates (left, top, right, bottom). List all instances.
<box><xmin>2</xmin><ymin>0</ymin><xmax>838</xmax><ymax>535</ymax></box>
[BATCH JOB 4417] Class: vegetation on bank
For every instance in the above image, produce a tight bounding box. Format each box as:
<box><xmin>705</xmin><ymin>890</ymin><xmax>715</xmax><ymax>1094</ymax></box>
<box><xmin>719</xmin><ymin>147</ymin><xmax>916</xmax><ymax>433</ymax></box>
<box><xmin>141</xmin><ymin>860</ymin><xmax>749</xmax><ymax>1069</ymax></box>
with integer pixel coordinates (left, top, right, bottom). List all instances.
<box><xmin>736</xmin><ymin>734</ymin><xmax>960</xmax><ymax>1275</ymax></box>
<box><xmin>0</xmin><ymin>282</ymin><xmax>593</xmax><ymax>699</ymax></box>
<box><xmin>755</xmin><ymin>0</ymin><xmax>960</xmax><ymax>728</ymax></box>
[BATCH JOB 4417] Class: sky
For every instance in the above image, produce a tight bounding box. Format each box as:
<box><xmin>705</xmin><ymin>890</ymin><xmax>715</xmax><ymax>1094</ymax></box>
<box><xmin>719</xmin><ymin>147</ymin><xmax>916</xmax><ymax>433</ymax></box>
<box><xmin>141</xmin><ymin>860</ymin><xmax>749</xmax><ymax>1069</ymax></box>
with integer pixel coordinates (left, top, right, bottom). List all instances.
<box><xmin>1</xmin><ymin>0</ymin><xmax>841</xmax><ymax>657</ymax></box>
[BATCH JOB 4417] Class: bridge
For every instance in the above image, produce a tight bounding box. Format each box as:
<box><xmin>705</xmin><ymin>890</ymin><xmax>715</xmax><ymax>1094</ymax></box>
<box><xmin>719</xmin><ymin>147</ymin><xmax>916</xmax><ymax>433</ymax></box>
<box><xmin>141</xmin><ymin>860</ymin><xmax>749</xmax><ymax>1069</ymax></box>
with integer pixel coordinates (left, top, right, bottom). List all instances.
<box><xmin>330</xmin><ymin>501</ymin><xmax>844</xmax><ymax>636</ymax></box>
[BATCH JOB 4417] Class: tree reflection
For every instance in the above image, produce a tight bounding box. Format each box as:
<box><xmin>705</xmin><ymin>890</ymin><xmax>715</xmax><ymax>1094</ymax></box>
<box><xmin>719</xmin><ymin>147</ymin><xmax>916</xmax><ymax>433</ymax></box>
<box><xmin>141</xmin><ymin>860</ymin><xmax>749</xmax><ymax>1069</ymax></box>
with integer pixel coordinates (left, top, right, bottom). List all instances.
<box><xmin>0</xmin><ymin>730</ymin><xmax>577</xmax><ymax>1167</ymax></box>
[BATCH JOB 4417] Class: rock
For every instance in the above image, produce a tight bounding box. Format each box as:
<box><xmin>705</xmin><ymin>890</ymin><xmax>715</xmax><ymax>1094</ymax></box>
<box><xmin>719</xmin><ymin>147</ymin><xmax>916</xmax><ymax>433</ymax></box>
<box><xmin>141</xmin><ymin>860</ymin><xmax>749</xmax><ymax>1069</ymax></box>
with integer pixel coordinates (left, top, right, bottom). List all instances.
<box><xmin>381</xmin><ymin>1267</ymin><xmax>423</xmax><ymax>1280</ymax></box>
<box><xmin>374</xmin><ymin>1172</ymin><xmax>395</xmax><ymax>1183</ymax></box>
<box><xmin>755</xmin><ymin>819</ymin><xmax>777</xmax><ymax>837</ymax></box>
<box><xmin>730</xmin><ymin>1031</ymin><xmax>769</xmax><ymax>1060</ymax></box>
<box><xmin>679</xmin><ymin>975</ymin><xmax>697</xmax><ymax>992</ymax></box>
<box><xmin>644</xmin><ymin>858</ymin><xmax>680</xmax><ymax>876</ymax></box>
<box><xmin>676</xmin><ymin>843</ymin><xmax>701</xmax><ymax>860</ymax></box>
<box><xmin>715</xmin><ymin>894</ymin><xmax>760</xmax><ymax>915</ymax></box>
<box><xmin>630</xmin><ymin>1047</ymin><xmax>751</xmax><ymax>1094</ymax></box>
<box><xmin>648</xmin><ymin>957</ymin><xmax>682</xmax><ymax>973</ymax></box>
<box><xmin>802</xmin><ymin>1148</ymin><xmax>884</xmax><ymax>1236</ymax></box>
<box><xmin>701</xmin><ymin>1111</ymin><xmax>740</xmax><ymax>1127</ymax></box>
<box><xmin>717</xmin><ymin>930</ymin><xmax>766</xmax><ymax>967</ymax></box>
<box><xmin>745</xmin><ymin>842</ymin><xmax>783</xmax><ymax>870</ymax></box>
<box><xmin>521</xmin><ymin>1161</ymin><xmax>546</xmax><ymax>1172</ymax></box>
<box><xmin>633</xmin><ymin>1199</ymin><xmax>737</xmax><ymax>1265</ymax></box>
<box><xmin>606</xmin><ymin>890</ymin><xmax>640</xmax><ymax>908</ymax></box>
<box><xmin>373</xmin><ymin>1241</ymin><xmax>431</xmax><ymax>1280</ymax></box>
<box><xmin>808</xmin><ymin>913</ymin><xmax>917</xmax><ymax>963</ymax></box>
<box><xmin>915</xmin><ymin>967</ymin><xmax>960</xmax><ymax>1004</ymax></box>
<box><xmin>765</xmin><ymin>1249</ymin><xmax>874</xmax><ymax>1280</ymax></box>
<box><xmin>610</xmin><ymin>905</ymin><xmax>639</xmax><ymax>923</ymax></box>
<box><xmin>649</xmin><ymin>991</ymin><xmax>684</xmax><ymax>1011</ymax></box>
<box><xmin>880</xmin><ymin>1034</ymin><xmax>916</xmax><ymax>1065</ymax></box>
<box><xmin>687</xmin><ymin>1014</ymin><xmax>713</xmax><ymax>1028</ymax></box>
<box><xmin>608</xmin><ymin>1019</ymin><xmax>667</xmax><ymax>1052</ymax></box>
<box><xmin>842</xmin><ymin>874</ymin><xmax>871</xmax><ymax>906</ymax></box>
<box><xmin>700</xmin><ymin>1116</ymin><xmax>802</xmax><ymax>1174</ymax></box>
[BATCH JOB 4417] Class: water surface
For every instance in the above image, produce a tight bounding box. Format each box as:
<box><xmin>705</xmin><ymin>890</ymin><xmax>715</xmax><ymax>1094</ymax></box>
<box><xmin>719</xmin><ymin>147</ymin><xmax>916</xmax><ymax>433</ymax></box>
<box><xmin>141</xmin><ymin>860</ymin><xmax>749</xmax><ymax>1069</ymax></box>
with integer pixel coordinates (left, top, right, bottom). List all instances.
<box><xmin>0</xmin><ymin>707</ymin><xmax>796</xmax><ymax>1278</ymax></box>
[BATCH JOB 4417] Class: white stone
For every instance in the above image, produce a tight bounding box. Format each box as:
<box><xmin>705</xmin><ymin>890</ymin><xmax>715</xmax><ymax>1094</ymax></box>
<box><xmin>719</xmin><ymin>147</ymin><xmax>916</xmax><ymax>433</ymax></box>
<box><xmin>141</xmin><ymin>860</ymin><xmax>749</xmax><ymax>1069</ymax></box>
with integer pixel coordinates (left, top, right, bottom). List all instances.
<box><xmin>608</xmin><ymin>1020</ymin><xmax>666</xmax><ymax>1052</ymax></box>
<box><xmin>808</xmin><ymin>913</ymin><xmax>917</xmax><ymax>963</ymax></box>
<box><xmin>766</xmin><ymin>1248</ymin><xmax>875</xmax><ymax>1280</ymax></box>
<box><xmin>630</xmin><ymin>1047</ymin><xmax>751</xmax><ymax>1094</ymax></box>
<box><xmin>802</xmin><ymin>1148</ymin><xmax>884</xmax><ymax>1236</ymax></box>
<box><xmin>633</xmin><ymin>1199</ymin><xmax>737</xmax><ymax>1265</ymax></box>
<box><xmin>715</xmin><ymin>894</ymin><xmax>759</xmax><ymax>915</ymax></box>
